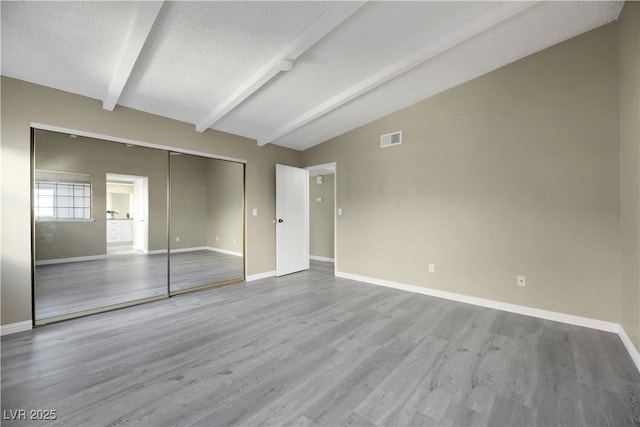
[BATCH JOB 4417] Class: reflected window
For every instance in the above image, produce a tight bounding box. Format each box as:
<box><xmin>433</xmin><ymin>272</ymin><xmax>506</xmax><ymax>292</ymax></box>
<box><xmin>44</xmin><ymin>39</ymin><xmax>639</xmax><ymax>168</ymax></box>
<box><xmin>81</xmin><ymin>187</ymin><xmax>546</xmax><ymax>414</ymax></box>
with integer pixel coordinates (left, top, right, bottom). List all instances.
<box><xmin>34</xmin><ymin>170</ymin><xmax>91</xmax><ymax>220</ymax></box>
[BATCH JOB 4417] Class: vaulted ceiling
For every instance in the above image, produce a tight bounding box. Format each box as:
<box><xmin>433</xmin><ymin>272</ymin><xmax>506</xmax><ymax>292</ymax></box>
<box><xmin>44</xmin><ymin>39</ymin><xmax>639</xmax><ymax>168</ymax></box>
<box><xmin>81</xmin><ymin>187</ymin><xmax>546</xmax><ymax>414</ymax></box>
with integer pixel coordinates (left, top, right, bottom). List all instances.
<box><xmin>1</xmin><ymin>1</ymin><xmax>624</xmax><ymax>151</ymax></box>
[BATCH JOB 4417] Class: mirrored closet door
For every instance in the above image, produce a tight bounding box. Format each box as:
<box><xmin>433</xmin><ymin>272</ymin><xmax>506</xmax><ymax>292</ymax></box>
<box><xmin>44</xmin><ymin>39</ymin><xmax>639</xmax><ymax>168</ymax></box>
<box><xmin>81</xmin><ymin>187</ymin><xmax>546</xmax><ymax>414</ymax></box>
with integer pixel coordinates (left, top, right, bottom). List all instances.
<box><xmin>169</xmin><ymin>153</ymin><xmax>244</xmax><ymax>294</ymax></box>
<box><xmin>32</xmin><ymin>129</ymin><xmax>245</xmax><ymax>324</ymax></box>
<box><xmin>33</xmin><ymin>130</ymin><xmax>169</xmax><ymax>323</ymax></box>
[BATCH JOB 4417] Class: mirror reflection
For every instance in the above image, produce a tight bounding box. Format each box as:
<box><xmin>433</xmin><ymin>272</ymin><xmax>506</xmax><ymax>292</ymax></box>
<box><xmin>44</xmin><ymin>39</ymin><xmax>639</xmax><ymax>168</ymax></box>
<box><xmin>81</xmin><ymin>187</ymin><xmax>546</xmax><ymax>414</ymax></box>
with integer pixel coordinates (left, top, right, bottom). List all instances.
<box><xmin>33</xmin><ymin>129</ymin><xmax>246</xmax><ymax>323</ymax></box>
<box><xmin>169</xmin><ymin>153</ymin><xmax>244</xmax><ymax>293</ymax></box>
<box><xmin>33</xmin><ymin>130</ymin><xmax>169</xmax><ymax>321</ymax></box>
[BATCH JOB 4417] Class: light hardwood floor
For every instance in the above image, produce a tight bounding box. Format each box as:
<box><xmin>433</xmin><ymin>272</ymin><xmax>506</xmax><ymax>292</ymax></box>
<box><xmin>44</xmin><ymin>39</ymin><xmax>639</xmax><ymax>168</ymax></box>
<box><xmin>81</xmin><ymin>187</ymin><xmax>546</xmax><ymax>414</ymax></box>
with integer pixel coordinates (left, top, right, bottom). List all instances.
<box><xmin>4</xmin><ymin>260</ymin><xmax>639</xmax><ymax>426</ymax></box>
<box><xmin>35</xmin><ymin>249</ymin><xmax>244</xmax><ymax>319</ymax></box>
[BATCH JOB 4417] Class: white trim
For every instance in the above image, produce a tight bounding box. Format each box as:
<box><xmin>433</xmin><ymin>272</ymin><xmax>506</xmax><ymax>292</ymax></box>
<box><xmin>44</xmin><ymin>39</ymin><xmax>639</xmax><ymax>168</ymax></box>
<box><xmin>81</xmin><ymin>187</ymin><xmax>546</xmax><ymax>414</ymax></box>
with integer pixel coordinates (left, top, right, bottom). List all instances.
<box><xmin>306</xmin><ymin>162</ymin><xmax>337</xmax><ymax>176</ymax></box>
<box><xmin>246</xmin><ymin>271</ymin><xmax>276</xmax><ymax>282</ymax></box>
<box><xmin>335</xmin><ymin>271</ymin><xmax>620</xmax><ymax>333</ymax></box>
<box><xmin>207</xmin><ymin>247</ymin><xmax>243</xmax><ymax>257</ymax></box>
<box><xmin>618</xmin><ymin>325</ymin><xmax>640</xmax><ymax>373</ymax></box>
<box><xmin>170</xmin><ymin>246</ymin><xmax>209</xmax><ymax>254</ymax></box>
<box><xmin>30</xmin><ymin>123</ymin><xmax>247</xmax><ymax>164</ymax></box>
<box><xmin>147</xmin><ymin>249</ymin><xmax>168</xmax><ymax>255</ymax></box>
<box><xmin>35</xmin><ymin>254</ymin><xmax>107</xmax><ymax>266</ymax></box>
<box><xmin>1</xmin><ymin>320</ymin><xmax>32</xmax><ymax>336</ymax></box>
<box><xmin>310</xmin><ymin>255</ymin><xmax>335</xmax><ymax>263</ymax></box>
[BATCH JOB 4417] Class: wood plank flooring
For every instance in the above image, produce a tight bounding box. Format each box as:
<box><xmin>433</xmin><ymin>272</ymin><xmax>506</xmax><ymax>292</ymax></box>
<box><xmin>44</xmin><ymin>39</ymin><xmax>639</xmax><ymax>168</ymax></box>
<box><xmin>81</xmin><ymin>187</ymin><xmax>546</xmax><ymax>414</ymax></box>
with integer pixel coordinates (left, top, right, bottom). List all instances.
<box><xmin>35</xmin><ymin>250</ymin><xmax>243</xmax><ymax>319</ymax></box>
<box><xmin>4</xmin><ymin>260</ymin><xmax>639</xmax><ymax>426</ymax></box>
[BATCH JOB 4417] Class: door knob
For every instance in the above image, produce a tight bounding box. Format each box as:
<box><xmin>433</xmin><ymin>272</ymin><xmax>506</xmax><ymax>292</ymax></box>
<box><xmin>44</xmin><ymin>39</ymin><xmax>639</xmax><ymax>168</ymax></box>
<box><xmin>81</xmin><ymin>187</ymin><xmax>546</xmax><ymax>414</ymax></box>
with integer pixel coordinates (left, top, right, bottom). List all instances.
<box><xmin>278</xmin><ymin>219</ymin><xmax>284</xmax><ymax>223</ymax></box>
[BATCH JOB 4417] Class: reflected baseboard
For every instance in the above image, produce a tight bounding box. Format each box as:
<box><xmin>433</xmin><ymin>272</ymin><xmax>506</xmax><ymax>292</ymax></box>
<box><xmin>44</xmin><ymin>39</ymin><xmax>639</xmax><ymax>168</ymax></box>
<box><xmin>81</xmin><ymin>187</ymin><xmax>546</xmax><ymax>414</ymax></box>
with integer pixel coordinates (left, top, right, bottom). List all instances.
<box><xmin>207</xmin><ymin>246</ymin><xmax>243</xmax><ymax>257</ymax></box>
<box><xmin>147</xmin><ymin>249</ymin><xmax>169</xmax><ymax>255</ymax></box>
<box><xmin>35</xmin><ymin>255</ymin><xmax>107</xmax><ymax>266</ymax></box>
<box><xmin>169</xmin><ymin>246</ymin><xmax>209</xmax><ymax>254</ymax></box>
<box><xmin>36</xmin><ymin>248</ymin><xmax>242</xmax><ymax>263</ymax></box>
<box><xmin>167</xmin><ymin>246</ymin><xmax>242</xmax><ymax>257</ymax></box>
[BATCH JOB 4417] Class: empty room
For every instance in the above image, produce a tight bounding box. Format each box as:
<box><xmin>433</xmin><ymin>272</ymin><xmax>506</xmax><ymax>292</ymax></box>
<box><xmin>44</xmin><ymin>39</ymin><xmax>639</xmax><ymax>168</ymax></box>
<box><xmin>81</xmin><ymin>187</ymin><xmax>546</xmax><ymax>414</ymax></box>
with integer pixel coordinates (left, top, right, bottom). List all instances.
<box><xmin>1</xmin><ymin>1</ymin><xmax>639</xmax><ymax>426</ymax></box>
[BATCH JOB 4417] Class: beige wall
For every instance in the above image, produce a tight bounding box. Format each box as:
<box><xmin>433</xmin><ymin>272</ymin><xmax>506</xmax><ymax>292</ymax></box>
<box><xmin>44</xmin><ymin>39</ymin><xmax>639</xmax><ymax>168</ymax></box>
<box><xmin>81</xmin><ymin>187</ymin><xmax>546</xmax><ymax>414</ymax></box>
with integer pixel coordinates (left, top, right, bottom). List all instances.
<box><xmin>170</xmin><ymin>154</ymin><xmax>208</xmax><ymax>250</ymax></box>
<box><xmin>619</xmin><ymin>1</ymin><xmax>640</xmax><ymax>350</ymax></box>
<box><xmin>303</xmin><ymin>23</ymin><xmax>621</xmax><ymax>322</ymax></box>
<box><xmin>34</xmin><ymin>130</ymin><xmax>169</xmax><ymax>260</ymax></box>
<box><xmin>1</xmin><ymin>76</ymin><xmax>301</xmax><ymax>326</ymax></box>
<box><xmin>309</xmin><ymin>174</ymin><xmax>335</xmax><ymax>259</ymax></box>
<box><xmin>206</xmin><ymin>160</ymin><xmax>244</xmax><ymax>254</ymax></box>
<box><xmin>171</xmin><ymin>154</ymin><xmax>244</xmax><ymax>253</ymax></box>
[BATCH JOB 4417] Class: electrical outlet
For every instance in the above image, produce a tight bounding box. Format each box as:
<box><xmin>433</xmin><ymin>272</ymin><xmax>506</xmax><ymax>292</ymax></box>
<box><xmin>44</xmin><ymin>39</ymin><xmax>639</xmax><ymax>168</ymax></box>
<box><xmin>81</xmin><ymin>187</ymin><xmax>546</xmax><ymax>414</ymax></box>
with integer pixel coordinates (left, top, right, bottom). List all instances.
<box><xmin>517</xmin><ymin>275</ymin><xmax>526</xmax><ymax>287</ymax></box>
<box><xmin>216</xmin><ymin>236</ymin><xmax>219</xmax><ymax>242</ymax></box>
<box><xmin>233</xmin><ymin>239</ymin><xmax>236</xmax><ymax>244</ymax></box>
<box><xmin>428</xmin><ymin>263</ymin><xmax>435</xmax><ymax>273</ymax></box>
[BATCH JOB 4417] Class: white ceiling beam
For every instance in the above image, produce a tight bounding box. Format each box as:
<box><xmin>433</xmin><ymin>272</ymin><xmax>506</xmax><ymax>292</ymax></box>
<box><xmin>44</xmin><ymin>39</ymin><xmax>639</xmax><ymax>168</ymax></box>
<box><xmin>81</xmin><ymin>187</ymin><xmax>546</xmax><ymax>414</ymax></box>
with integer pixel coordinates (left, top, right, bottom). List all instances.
<box><xmin>257</xmin><ymin>1</ymin><xmax>537</xmax><ymax>147</ymax></box>
<box><xmin>195</xmin><ymin>1</ymin><xmax>367</xmax><ymax>133</ymax></box>
<box><xmin>103</xmin><ymin>1</ymin><xmax>164</xmax><ymax>111</ymax></box>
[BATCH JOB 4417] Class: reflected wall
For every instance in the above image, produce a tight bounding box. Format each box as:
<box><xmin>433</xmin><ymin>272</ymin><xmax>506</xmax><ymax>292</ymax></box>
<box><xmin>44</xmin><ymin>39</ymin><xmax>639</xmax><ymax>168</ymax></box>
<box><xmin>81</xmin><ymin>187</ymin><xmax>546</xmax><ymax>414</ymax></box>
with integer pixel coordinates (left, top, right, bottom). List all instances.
<box><xmin>33</xmin><ymin>130</ymin><xmax>170</xmax><ymax>321</ymax></box>
<box><xmin>33</xmin><ymin>129</ymin><xmax>245</xmax><ymax>323</ymax></box>
<box><xmin>169</xmin><ymin>153</ymin><xmax>244</xmax><ymax>292</ymax></box>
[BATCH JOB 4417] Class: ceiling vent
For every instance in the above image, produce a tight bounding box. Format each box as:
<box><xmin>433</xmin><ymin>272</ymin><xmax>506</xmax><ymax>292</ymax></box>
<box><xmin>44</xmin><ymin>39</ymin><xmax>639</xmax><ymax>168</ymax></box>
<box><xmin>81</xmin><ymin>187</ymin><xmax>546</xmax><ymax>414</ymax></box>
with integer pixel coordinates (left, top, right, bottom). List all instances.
<box><xmin>380</xmin><ymin>131</ymin><xmax>402</xmax><ymax>148</ymax></box>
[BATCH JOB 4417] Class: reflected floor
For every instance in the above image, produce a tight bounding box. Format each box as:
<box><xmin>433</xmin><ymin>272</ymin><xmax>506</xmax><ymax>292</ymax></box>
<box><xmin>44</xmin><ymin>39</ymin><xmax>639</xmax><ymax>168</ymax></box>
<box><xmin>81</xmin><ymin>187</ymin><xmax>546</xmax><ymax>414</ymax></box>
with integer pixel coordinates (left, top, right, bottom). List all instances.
<box><xmin>35</xmin><ymin>249</ymin><xmax>244</xmax><ymax>320</ymax></box>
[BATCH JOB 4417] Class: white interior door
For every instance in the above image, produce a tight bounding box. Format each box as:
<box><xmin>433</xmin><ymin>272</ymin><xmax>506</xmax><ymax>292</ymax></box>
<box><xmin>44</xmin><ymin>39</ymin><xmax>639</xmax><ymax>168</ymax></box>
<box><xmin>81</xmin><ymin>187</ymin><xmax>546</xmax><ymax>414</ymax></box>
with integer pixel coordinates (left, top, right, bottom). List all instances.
<box><xmin>276</xmin><ymin>164</ymin><xmax>309</xmax><ymax>276</ymax></box>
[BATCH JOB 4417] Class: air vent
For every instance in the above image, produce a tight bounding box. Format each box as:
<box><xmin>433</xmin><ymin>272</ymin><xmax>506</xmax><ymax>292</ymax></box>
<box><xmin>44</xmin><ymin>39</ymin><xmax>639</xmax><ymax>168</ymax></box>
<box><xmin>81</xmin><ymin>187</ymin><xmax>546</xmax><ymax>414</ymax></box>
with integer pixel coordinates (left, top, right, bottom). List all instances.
<box><xmin>380</xmin><ymin>131</ymin><xmax>402</xmax><ymax>148</ymax></box>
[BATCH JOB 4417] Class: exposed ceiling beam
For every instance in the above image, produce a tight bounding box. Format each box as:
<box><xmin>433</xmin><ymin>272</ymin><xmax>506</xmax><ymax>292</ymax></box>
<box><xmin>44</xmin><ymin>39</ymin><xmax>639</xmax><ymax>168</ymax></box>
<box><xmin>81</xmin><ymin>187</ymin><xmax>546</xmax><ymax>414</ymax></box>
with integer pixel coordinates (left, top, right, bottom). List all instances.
<box><xmin>195</xmin><ymin>1</ymin><xmax>367</xmax><ymax>133</ymax></box>
<box><xmin>103</xmin><ymin>1</ymin><xmax>164</xmax><ymax>111</ymax></box>
<box><xmin>257</xmin><ymin>1</ymin><xmax>536</xmax><ymax>147</ymax></box>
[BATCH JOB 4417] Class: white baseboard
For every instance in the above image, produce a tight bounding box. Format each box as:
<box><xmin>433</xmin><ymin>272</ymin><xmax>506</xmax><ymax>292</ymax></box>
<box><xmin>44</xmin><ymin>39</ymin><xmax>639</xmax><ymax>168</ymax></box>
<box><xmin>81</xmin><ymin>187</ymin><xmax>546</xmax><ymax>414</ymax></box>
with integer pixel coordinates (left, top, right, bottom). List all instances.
<box><xmin>147</xmin><ymin>249</ymin><xmax>168</xmax><ymax>255</ymax></box>
<box><xmin>618</xmin><ymin>325</ymin><xmax>640</xmax><ymax>372</ymax></box>
<box><xmin>1</xmin><ymin>320</ymin><xmax>32</xmax><ymax>336</ymax></box>
<box><xmin>310</xmin><ymin>255</ymin><xmax>335</xmax><ymax>262</ymax></box>
<box><xmin>36</xmin><ymin>254</ymin><xmax>107</xmax><ymax>266</ymax></box>
<box><xmin>335</xmin><ymin>271</ymin><xmax>621</xmax><ymax>334</ymax></box>
<box><xmin>207</xmin><ymin>247</ymin><xmax>243</xmax><ymax>257</ymax></box>
<box><xmin>170</xmin><ymin>246</ymin><xmax>209</xmax><ymax>254</ymax></box>
<box><xmin>246</xmin><ymin>270</ymin><xmax>276</xmax><ymax>282</ymax></box>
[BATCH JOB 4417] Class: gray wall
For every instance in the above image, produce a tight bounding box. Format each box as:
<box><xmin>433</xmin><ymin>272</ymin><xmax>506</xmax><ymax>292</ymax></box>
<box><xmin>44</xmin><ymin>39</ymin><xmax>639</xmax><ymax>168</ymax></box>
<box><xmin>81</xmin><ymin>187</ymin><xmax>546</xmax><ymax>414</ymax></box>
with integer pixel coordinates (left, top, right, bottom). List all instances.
<box><xmin>303</xmin><ymin>23</ymin><xmax>621</xmax><ymax>323</ymax></box>
<box><xmin>1</xmin><ymin>76</ymin><xmax>301</xmax><ymax>326</ymax></box>
<box><xmin>34</xmin><ymin>130</ymin><xmax>168</xmax><ymax>260</ymax></box>
<box><xmin>309</xmin><ymin>174</ymin><xmax>334</xmax><ymax>259</ymax></box>
<box><xmin>619</xmin><ymin>2</ymin><xmax>640</xmax><ymax>350</ymax></box>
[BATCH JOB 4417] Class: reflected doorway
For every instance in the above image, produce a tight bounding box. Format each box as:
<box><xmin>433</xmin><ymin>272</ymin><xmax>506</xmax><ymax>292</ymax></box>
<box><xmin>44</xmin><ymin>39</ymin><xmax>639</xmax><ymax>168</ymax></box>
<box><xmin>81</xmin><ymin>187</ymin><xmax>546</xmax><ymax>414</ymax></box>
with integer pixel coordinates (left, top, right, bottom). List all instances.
<box><xmin>106</xmin><ymin>173</ymin><xmax>149</xmax><ymax>256</ymax></box>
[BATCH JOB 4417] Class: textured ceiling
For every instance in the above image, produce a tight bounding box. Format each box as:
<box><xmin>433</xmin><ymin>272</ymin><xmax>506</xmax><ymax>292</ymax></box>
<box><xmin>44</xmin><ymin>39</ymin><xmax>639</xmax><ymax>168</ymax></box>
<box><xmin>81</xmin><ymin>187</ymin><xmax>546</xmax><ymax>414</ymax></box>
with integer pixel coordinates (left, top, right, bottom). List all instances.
<box><xmin>1</xmin><ymin>1</ymin><xmax>624</xmax><ymax>151</ymax></box>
